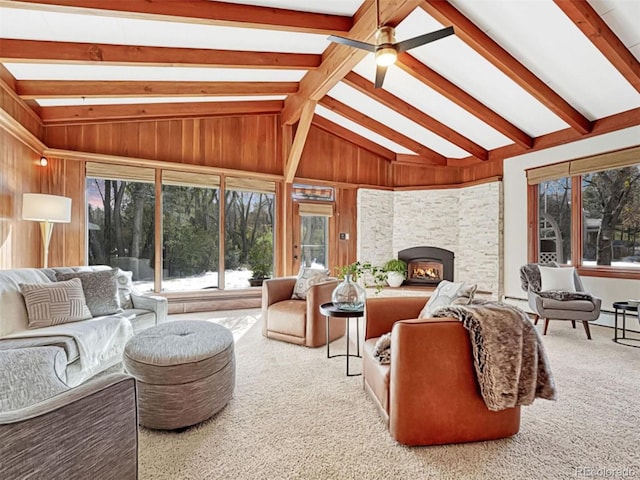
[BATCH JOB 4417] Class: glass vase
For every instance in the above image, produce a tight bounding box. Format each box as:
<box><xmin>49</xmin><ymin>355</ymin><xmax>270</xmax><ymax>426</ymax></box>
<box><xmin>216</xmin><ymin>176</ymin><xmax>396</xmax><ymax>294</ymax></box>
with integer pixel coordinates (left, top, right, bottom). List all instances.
<box><xmin>332</xmin><ymin>274</ymin><xmax>366</xmax><ymax>311</ymax></box>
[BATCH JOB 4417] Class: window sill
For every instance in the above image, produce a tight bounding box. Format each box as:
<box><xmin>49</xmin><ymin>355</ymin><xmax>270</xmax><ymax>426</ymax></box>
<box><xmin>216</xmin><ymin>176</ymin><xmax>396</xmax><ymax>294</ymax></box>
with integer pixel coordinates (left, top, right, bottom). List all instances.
<box><xmin>576</xmin><ymin>266</ymin><xmax>640</xmax><ymax>280</ymax></box>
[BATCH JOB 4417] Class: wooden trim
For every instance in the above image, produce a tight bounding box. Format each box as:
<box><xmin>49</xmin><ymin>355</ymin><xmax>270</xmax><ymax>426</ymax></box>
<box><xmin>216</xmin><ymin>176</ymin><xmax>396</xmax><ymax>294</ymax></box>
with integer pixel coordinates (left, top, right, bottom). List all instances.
<box><xmin>274</xmin><ymin>181</ymin><xmax>285</xmax><ymax>277</ymax></box>
<box><xmin>16</xmin><ymin>80</ymin><xmax>299</xmax><ymax>99</ymax></box>
<box><xmin>396</xmin><ymin>53</ymin><xmax>533</xmax><ymax>149</ymax></box>
<box><xmin>40</xmin><ymin>100</ymin><xmax>284</xmax><ymax>125</ymax></box>
<box><xmin>319</xmin><ymin>96</ymin><xmax>446</xmax><ymax>161</ymax></box>
<box><xmin>44</xmin><ymin>148</ymin><xmax>284</xmax><ymax>181</ymax></box>
<box><xmin>393</xmin><ymin>154</ymin><xmax>447</xmax><ymax>167</ymax></box>
<box><xmin>0</xmin><ymin>108</ymin><xmax>46</xmax><ymax>153</ymax></box>
<box><xmin>422</xmin><ymin>1</ymin><xmax>591</xmax><ymax>134</ymax></box>
<box><xmin>0</xmin><ymin>66</ymin><xmax>44</xmax><ymax>127</ymax></box>
<box><xmin>489</xmin><ymin>108</ymin><xmax>640</xmax><ymax>162</ymax></box>
<box><xmin>310</xmin><ymin>116</ymin><xmax>395</xmax><ymax>161</ymax></box>
<box><xmin>281</xmin><ymin>0</ymin><xmax>423</xmax><ymax>124</ymax></box>
<box><xmin>393</xmin><ymin>175</ymin><xmax>502</xmax><ymax>191</ymax></box>
<box><xmin>343</xmin><ymin>72</ymin><xmax>488</xmax><ymax>161</ymax></box>
<box><xmin>554</xmin><ymin>0</ymin><xmax>640</xmax><ymax>93</ymax></box>
<box><xmin>284</xmin><ymin>101</ymin><xmax>316</xmax><ymax>183</ymax></box>
<box><xmin>0</xmin><ymin>39</ymin><xmax>321</xmax><ymax>70</ymax></box>
<box><xmin>218</xmin><ymin>175</ymin><xmax>226</xmax><ymax>289</ymax></box>
<box><xmin>571</xmin><ymin>175</ymin><xmax>582</xmax><ymax>268</ymax></box>
<box><xmin>576</xmin><ymin>266</ymin><xmax>640</xmax><ymax>280</ymax></box>
<box><xmin>154</xmin><ymin>169</ymin><xmax>162</xmax><ymax>293</ymax></box>
<box><xmin>1</xmin><ymin>0</ymin><xmax>353</xmax><ymax>35</ymax></box>
<box><xmin>293</xmin><ymin>176</ymin><xmax>391</xmax><ymax>190</ymax></box>
<box><xmin>527</xmin><ymin>184</ymin><xmax>539</xmax><ymax>263</ymax></box>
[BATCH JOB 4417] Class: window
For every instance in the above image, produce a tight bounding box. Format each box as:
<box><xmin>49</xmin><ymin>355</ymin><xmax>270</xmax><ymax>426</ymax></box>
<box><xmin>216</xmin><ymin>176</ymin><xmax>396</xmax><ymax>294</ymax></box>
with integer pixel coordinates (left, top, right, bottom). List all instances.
<box><xmin>87</xmin><ymin>176</ymin><xmax>155</xmax><ymax>292</ymax></box>
<box><xmin>538</xmin><ymin>178</ymin><xmax>572</xmax><ymax>264</ymax></box>
<box><xmin>87</xmin><ymin>164</ymin><xmax>276</xmax><ymax>291</ymax></box>
<box><xmin>224</xmin><ymin>189</ymin><xmax>274</xmax><ymax>288</ymax></box>
<box><xmin>528</xmin><ymin>147</ymin><xmax>640</xmax><ymax>276</ymax></box>
<box><xmin>582</xmin><ymin>166</ymin><xmax>640</xmax><ymax>267</ymax></box>
<box><xmin>162</xmin><ymin>182</ymin><xmax>219</xmax><ymax>291</ymax></box>
<box><xmin>300</xmin><ymin>216</ymin><xmax>328</xmax><ymax>268</ymax></box>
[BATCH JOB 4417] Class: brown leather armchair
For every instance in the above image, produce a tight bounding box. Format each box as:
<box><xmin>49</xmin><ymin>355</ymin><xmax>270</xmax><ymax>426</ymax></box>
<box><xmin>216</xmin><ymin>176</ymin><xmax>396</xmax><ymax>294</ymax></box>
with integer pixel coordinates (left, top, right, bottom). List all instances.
<box><xmin>364</xmin><ymin>296</ymin><xmax>521</xmax><ymax>446</ymax></box>
<box><xmin>262</xmin><ymin>277</ymin><xmax>346</xmax><ymax>347</ymax></box>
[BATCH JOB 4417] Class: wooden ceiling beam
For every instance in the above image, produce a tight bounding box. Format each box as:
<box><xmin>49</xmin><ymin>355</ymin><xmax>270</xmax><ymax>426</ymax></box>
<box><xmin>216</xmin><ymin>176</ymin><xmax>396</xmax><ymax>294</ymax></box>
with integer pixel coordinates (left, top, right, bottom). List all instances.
<box><xmin>343</xmin><ymin>72</ymin><xmax>488</xmax><ymax>161</ymax></box>
<box><xmin>284</xmin><ymin>101</ymin><xmax>316</xmax><ymax>183</ymax></box>
<box><xmin>422</xmin><ymin>2</ymin><xmax>592</xmax><ymax>135</ymax></box>
<box><xmin>396</xmin><ymin>52</ymin><xmax>534</xmax><ymax>149</ymax></box>
<box><xmin>489</xmin><ymin>107</ymin><xmax>640</xmax><ymax>161</ymax></box>
<box><xmin>281</xmin><ymin>0</ymin><xmax>424</xmax><ymax>125</ymax></box>
<box><xmin>319</xmin><ymin>96</ymin><xmax>446</xmax><ymax>162</ymax></box>
<box><xmin>394</xmin><ymin>154</ymin><xmax>447</xmax><ymax>167</ymax></box>
<box><xmin>39</xmin><ymin>100</ymin><xmax>284</xmax><ymax>124</ymax></box>
<box><xmin>311</xmin><ymin>116</ymin><xmax>395</xmax><ymax>161</ymax></box>
<box><xmin>553</xmin><ymin>0</ymin><xmax>640</xmax><ymax>93</ymax></box>
<box><xmin>1</xmin><ymin>0</ymin><xmax>352</xmax><ymax>35</ymax></box>
<box><xmin>0</xmin><ymin>39</ymin><xmax>320</xmax><ymax>70</ymax></box>
<box><xmin>16</xmin><ymin>80</ymin><xmax>298</xmax><ymax>99</ymax></box>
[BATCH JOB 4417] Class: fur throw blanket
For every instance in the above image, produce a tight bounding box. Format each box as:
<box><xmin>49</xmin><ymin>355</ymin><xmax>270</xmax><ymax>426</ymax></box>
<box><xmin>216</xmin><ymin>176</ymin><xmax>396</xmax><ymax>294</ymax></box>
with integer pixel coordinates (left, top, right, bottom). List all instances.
<box><xmin>432</xmin><ymin>301</ymin><xmax>556</xmax><ymax>411</ymax></box>
<box><xmin>538</xmin><ymin>290</ymin><xmax>594</xmax><ymax>301</ymax></box>
<box><xmin>372</xmin><ymin>332</ymin><xmax>392</xmax><ymax>365</ymax></box>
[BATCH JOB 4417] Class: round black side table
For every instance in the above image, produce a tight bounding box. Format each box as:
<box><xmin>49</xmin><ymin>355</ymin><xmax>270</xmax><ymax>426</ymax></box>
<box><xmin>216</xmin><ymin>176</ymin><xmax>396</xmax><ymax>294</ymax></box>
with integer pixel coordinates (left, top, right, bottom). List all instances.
<box><xmin>319</xmin><ymin>302</ymin><xmax>364</xmax><ymax>376</ymax></box>
<box><xmin>612</xmin><ymin>301</ymin><xmax>640</xmax><ymax>348</ymax></box>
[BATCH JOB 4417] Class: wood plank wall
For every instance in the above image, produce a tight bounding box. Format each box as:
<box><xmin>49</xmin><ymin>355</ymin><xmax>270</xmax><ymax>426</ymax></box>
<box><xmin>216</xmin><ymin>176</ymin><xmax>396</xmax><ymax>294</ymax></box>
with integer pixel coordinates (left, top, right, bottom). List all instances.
<box><xmin>44</xmin><ymin>115</ymin><xmax>283</xmax><ymax>176</ymax></box>
<box><xmin>0</xmin><ymin>128</ymin><xmax>42</xmax><ymax>268</ymax></box>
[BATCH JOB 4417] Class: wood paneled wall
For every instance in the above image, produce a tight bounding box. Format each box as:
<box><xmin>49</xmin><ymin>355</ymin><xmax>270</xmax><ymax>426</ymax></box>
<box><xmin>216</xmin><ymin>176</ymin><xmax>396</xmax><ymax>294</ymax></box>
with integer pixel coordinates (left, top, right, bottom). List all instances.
<box><xmin>44</xmin><ymin>115</ymin><xmax>283</xmax><ymax>176</ymax></box>
<box><xmin>0</xmin><ymin>74</ymin><xmax>43</xmax><ymax>140</ymax></box>
<box><xmin>297</xmin><ymin>126</ymin><xmax>391</xmax><ymax>186</ymax></box>
<box><xmin>0</xmin><ymin>129</ymin><xmax>42</xmax><ymax>268</ymax></box>
<box><xmin>40</xmin><ymin>157</ymin><xmax>86</xmax><ymax>267</ymax></box>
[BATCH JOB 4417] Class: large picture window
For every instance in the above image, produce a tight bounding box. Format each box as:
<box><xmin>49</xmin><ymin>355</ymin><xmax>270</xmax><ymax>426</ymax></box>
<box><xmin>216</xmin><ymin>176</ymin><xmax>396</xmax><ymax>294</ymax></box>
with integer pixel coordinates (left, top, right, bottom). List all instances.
<box><xmin>528</xmin><ymin>147</ymin><xmax>640</xmax><ymax>277</ymax></box>
<box><xmin>582</xmin><ymin>166</ymin><xmax>640</xmax><ymax>267</ymax></box>
<box><xmin>87</xmin><ymin>171</ymin><xmax>155</xmax><ymax>292</ymax></box>
<box><xmin>160</xmin><ymin>171</ymin><xmax>221</xmax><ymax>291</ymax></box>
<box><xmin>87</xmin><ymin>165</ymin><xmax>276</xmax><ymax>292</ymax></box>
<box><xmin>224</xmin><ymin>186</ymin><xmax>274</xmax><ymax>289</ymax></box>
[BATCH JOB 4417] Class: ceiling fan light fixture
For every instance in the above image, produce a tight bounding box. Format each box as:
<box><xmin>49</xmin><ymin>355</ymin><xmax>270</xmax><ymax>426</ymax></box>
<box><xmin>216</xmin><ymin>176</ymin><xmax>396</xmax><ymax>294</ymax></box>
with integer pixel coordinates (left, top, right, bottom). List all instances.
<box><xmin>375</xmin><ymin>47</ymin><xmax>397</xmax><ymax>67</ymax></box>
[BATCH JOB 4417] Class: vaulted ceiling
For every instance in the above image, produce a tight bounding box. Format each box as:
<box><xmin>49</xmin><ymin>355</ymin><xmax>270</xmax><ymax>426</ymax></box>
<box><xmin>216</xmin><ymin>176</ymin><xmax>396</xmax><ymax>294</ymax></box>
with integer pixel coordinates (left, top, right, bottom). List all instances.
<box><xmin>1</xmin><ymin>0</ymin><xmax>639</xmax><ymax>170</ymax></box>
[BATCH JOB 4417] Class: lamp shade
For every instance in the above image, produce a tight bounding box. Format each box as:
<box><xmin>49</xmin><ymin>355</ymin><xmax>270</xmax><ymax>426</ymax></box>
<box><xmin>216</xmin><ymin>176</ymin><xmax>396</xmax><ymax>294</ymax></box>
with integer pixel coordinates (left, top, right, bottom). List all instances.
<box><xmin>22</xmin><ymin>194</ymin><xmax>72</xmax><ymax>223</ymax></box>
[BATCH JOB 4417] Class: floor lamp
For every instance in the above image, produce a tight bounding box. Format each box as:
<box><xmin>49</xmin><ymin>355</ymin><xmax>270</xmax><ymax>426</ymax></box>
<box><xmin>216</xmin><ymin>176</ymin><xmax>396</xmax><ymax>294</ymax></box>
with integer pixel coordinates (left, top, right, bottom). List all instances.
<box><xmin>22</xmin><ymin>193</ymin><xmax>72</xmax><ymax>268</ymax></box>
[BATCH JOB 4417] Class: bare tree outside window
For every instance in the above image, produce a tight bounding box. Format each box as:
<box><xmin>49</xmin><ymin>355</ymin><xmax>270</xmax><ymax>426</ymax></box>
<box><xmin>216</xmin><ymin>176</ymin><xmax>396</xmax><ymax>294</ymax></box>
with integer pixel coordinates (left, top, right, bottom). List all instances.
<box><xmin>582</xmin><ymin>165</ymin><xmax>640</xmax><ymax>267</ymax></box>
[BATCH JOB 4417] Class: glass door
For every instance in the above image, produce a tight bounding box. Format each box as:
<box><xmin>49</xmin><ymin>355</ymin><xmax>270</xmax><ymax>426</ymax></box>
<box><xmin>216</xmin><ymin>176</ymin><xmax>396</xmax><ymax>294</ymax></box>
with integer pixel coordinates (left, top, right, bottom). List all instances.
<box><xmin>300</xmin><ymin>215</ymin><xmax>328</xmax><ymax>269</ymax></box>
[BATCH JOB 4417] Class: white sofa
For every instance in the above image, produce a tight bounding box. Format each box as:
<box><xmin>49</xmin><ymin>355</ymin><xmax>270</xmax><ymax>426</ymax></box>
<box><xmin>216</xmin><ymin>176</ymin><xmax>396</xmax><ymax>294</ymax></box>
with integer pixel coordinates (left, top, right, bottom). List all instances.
<box><xmin>0</xmin><ymin>266</ymin><xmax>167</xmax><ymax>386</ymax></box>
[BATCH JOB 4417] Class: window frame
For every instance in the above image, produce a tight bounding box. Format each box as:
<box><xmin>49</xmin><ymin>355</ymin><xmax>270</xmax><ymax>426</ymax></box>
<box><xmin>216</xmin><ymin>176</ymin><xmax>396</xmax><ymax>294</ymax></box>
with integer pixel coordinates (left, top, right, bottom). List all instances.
<box><xmin>528</xmin><ymin>169</ymin><xmax>640</xmax><ymax>280</ymax></box>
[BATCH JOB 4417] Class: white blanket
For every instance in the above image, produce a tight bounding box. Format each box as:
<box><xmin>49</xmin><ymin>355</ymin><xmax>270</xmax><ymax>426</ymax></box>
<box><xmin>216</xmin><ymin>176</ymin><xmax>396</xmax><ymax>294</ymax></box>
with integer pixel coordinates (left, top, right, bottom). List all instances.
<box><xmin>3</xmin><ymin>315</ymin><xmax>133</xmax><ymax>387</ymax></box>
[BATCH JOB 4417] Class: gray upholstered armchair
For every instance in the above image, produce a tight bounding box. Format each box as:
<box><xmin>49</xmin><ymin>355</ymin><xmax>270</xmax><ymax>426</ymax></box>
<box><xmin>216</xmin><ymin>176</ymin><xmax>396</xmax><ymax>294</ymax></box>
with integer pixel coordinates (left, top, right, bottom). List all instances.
<box><xmin>0</xmin><ymin>347</ymin><xmax>138</xmax><ymax>479</ymax></box>
<box><xmin>520</xmin><ymin>263</ymin><xmax>602</xmax><ymax>339</ymax></box>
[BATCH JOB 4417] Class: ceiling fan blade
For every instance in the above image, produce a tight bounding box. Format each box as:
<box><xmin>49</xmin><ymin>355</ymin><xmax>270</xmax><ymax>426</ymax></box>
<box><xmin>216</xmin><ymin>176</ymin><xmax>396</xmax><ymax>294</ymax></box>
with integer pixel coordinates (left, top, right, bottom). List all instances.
<box><xmin>327</xmin><ymin>35</ymin><xmax>377</xmax><ymax>52</ymax></box>
<box><xmin>394</xmin><ymin>26</ymin><xmax>454</xmax><ymax>54</ymax></box>
<box><xmin>374</xmin><ymin>64</ymin><xmax>388</xmax><ymax>89</ymax></box>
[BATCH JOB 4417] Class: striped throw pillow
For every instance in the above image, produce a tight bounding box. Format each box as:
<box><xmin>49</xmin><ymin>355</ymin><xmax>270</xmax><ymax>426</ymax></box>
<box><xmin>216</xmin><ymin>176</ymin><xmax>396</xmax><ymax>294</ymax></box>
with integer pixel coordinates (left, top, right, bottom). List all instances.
<box><xmin>20</xmin><ymin>278</ymin><xmax>92</xmax><ymax>329</ymax></box>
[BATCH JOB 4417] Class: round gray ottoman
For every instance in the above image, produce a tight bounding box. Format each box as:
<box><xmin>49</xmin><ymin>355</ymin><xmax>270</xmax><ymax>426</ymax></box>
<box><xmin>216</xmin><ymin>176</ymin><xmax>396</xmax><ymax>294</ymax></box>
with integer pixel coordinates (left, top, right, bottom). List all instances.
<box><xmin>123</xmin><ymin>320</ymin><xmax>235</xmax><ymax>430</ymax></box>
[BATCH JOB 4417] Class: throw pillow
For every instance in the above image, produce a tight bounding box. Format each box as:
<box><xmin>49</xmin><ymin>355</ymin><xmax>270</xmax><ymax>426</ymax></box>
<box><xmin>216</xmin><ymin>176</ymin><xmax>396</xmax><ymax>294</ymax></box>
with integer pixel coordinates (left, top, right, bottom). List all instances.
<box><xmin>291</xmin><ymin>266</ymin><xmax>330</xmax><ymax>300</ymax></box>
<box><xmin>373</xmin><ymin>332</ymin><xmax>392</xmax><ymax>365</ymax></box>
<box><xmin>56</xmin><ymin>269</ymin><xmax>122</xmax><ymax>316</ymax></box>
<box><xmin>539</xmin><ymin>266</ymin><xmax>576</xmax><ymax>292</ymax></box>
<box><xmin>20</xmin><ymin>278</ymin><xmax>92</xmax><ymax>329</ymax></box>
<box><xmin>115</xmin><ymin>268</ymin><xmax>134</xmax><ymax>309</ymax></box>
<box><xmin>418</xmin><ymin>280</ymin><xmax>477</xmax><ymax>318</ymax></box>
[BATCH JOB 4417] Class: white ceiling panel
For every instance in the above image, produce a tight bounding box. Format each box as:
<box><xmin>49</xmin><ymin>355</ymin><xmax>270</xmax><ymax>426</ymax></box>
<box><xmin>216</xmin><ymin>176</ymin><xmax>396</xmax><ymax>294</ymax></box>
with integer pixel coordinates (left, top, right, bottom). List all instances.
<box><xmin>449</xmin><ymin>0</ymin><xmax>640</xmax><ymax>120</ymax></box>
<box><xmin>328</xmin><ymin>82</ymin><xmax>469</xmax><ymax>158</ymax></box>
<box><xmin>0</xmin><ymin>7</ymin><xmax>329</xmax><ymax>53</ymax></box>
<box><xmin>3</xmin><ymin>64</ymin><xmax>307</xmax><ymax>82</ymax></box>
<box><xmin>352</xmin><ymin>55</ymin><xmax>513</xmax><ymax>150</ymax></box>
<box><xmin>36</xmin><ymin>96</ymin><xmax>286</xmax><ymax>107</ymax></box>
<box><xmin>216</xmin><ymin>0</ymin><xmax>364</xmax><ymax>16</ymax></box>
<box><xmin>315</xmin><ymin>105</ymin><xmax>414</xmax><ymax>154</ymax></box>
<box><xmin>396</xmin><ymin>9</ymin><xmax>569</xmax><ymax>137</ymax></box>
<box><xmin>588</xmin><ymin>0</ymin><xmax>640</xmax><ymax>60</ymax></box>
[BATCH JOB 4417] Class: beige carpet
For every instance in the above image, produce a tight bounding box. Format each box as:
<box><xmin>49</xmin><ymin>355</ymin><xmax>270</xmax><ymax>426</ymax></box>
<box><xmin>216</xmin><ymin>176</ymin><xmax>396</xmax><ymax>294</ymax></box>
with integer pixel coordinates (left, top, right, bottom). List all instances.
<box><xmin>139</xmin><ymin>312</ymin><xmax>640</xmax><ymax>480</ymax></box>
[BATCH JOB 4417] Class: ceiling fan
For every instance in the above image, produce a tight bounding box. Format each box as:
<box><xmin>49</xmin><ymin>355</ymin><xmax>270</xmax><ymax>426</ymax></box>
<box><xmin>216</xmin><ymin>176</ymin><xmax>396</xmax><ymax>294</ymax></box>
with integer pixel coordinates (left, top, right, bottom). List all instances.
<box><xmin>328</xmin><ymin>0</ymin><xmax>454</xmax><ymax>88</ymax></box>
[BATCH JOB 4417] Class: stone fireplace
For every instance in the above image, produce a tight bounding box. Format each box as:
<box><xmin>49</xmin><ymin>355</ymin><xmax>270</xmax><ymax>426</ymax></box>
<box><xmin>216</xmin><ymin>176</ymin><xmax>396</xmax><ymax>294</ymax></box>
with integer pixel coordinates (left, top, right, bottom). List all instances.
<box><xmin>398</xmin><ymin>247</ymin><xmax>454</xmax><ymax>286</ymax></box>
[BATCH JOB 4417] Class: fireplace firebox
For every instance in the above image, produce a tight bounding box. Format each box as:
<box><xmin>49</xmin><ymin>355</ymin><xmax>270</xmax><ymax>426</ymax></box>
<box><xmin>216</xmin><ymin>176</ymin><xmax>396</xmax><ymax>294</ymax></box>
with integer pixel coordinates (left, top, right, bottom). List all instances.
<box><xmin>398</xmin><ymin>247</ymin><xmax>454</xmax><ymax>286</ymax></box>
